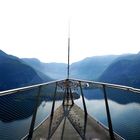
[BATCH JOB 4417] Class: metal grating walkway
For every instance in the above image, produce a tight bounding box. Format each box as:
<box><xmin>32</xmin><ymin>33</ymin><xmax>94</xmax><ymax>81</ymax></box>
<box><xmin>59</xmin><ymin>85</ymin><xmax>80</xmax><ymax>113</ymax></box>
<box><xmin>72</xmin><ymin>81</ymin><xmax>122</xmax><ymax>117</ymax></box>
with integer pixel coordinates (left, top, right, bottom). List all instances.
<box><xmin>31</xmin><ymin>104</ymin><xmax>122</xmax><ymax>140</ymax></box>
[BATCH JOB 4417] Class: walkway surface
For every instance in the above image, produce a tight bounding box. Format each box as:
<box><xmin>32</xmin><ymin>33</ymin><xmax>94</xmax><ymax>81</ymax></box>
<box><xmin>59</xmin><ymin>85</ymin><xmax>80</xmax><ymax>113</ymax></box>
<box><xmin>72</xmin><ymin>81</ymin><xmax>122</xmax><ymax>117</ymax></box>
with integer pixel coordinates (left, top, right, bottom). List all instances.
<box><xmin>31</xmin><ymin>104</ymin><xmax>122</xmax><ymax>140</ymax></box>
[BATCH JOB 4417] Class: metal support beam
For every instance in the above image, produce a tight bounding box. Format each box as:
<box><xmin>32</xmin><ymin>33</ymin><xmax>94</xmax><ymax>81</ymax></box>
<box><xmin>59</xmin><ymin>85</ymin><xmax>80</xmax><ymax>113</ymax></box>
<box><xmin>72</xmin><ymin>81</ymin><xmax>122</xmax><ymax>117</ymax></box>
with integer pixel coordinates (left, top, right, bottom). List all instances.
<box><xmin>27</xmin><ymin>86</ymin><xmax>42</xmax><ymax>140</ymax></box>
<box><xmin>62</xmin><ymin>89</ymin><xmax>66</xmax><ymax>106</ymax></box>
<box><xmin>50</xmin><ymin>83</ymin><xmax>58</xmax><ymax>117</ymax></box>
<box><xmin>103</xmin><ymin>85</ymin><xmax>115</xmax><ymax>140</ymax></box>
<box><xmin>66</xmin><ymin>87</ymin><xmax>69</xmax><ymax>105</ymax></box>
<box><xmin>79</xmin><ymin>82</ymin><xmax>87</xmax><ymax>115</ymax></box>
<box><xmin>83</xmin><ymin>112</ymin><xmax>87</xmax><ymax>139</ymax></box>
<box><xmin>70</xmin><ymin>88</ymin><xmax>74</xmax><ymax>105</ymax></box>
<box><xmin>47</xmin><ymin>83</ymin><xmax>57</xmax><ymax>139</ymax></box>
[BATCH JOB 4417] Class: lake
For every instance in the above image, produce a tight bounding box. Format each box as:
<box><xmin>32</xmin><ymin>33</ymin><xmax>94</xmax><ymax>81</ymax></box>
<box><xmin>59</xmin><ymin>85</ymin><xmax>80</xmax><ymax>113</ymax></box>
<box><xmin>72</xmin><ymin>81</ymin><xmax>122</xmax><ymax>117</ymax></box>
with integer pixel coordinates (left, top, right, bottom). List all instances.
<box><xmin>0</xmin><ymin>89</ymin><xmax>140</xmax><ymax>140</ymax></box>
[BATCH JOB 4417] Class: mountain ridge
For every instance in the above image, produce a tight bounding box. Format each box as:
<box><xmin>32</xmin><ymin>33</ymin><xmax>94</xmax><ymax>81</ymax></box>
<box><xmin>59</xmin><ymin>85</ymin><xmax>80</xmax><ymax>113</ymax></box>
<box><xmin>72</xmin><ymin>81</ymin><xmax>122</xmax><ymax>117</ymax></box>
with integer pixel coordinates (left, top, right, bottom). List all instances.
<box><xmin>22</xmin><ymin>55</ymin><xmax>119</xmax><ymax>80</ymax></box>
<box><xmin>0</xmin><ymin>50</ymin><xmax>51</xmax><ymax>91</ymax></box>
<box><xmin>99</xmin><ymin>52</ymin><xmax>140</xmax><ymax>88</ymax></box>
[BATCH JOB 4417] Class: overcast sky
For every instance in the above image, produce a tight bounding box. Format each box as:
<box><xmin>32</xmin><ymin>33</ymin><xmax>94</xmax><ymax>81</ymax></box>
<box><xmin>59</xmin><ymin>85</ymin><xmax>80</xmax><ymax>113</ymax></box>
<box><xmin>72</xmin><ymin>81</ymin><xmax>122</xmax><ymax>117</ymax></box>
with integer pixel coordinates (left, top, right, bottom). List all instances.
<box><xmin>0</xmin><ymin>0</ymin><xmax>140</xmax><ymax>63</ymax></box>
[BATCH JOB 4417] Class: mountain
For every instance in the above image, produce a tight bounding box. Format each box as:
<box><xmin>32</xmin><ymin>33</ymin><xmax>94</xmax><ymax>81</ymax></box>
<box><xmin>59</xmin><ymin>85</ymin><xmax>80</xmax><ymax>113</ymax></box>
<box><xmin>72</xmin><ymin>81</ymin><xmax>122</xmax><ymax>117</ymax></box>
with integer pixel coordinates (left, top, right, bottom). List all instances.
<box><xmin>23</xmin><ymin>55</ymin><xmax>118</xmax><ymax>80</ymax></box>
<box><xmin>99</xmin><ymin>53</ymin><xmax>140</xmax><ymax>88</ymax></box>
<box><xmin>22</xmin><ymin>58</ymin><xmax>45</xmax><ymax>72</ymax></box>
<box><xmin>0</xmin><ymin>50</ymin><xmax>51</xmax><ymax>91</ymax></box>
<box><xmin>22</xmin><ymin>58</ymin><xmax>52</xmax><ymax>80</ymax></box>
<box><xmin>22</xmin><ymin>58</ymin><xmax>67</xmax><ymax>79</ymax></box>
<box><xmin>70</xmin><ymin>55</ymin><xmax>118</xmax><ymax>80</ymax></box>
<box><xmin>44</xmin><ymin>62</ymin><xmax>67</xmax><ymax>79</ymax></box>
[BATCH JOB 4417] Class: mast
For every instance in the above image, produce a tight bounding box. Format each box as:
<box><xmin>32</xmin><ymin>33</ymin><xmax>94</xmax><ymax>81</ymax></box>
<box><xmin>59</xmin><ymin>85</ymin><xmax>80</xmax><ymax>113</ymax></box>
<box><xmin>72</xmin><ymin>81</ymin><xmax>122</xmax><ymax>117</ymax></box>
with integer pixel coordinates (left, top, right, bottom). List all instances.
<box><xmin>67</xmin><ymin>23</ymin><xmax>70</xmax><ymax>79</ymax></box>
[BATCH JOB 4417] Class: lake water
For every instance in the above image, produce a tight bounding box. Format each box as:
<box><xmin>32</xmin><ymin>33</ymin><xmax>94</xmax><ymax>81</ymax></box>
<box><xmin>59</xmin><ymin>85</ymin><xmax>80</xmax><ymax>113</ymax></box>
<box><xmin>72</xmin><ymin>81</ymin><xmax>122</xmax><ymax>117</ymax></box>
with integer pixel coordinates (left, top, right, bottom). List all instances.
<box><xmin>0</xmin><ymin>89</ymin><xmax>140</xmax><ymax>140</ymax></box>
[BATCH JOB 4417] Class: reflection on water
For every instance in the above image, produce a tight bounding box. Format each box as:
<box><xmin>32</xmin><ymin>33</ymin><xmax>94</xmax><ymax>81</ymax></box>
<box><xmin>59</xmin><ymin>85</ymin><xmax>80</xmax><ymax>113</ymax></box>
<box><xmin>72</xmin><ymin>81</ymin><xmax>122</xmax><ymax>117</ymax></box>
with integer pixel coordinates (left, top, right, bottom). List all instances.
<box><xmin>35</xmin><ymin>101</ymin><xmax>62</xmax><ymax>127</ymax></box>
<box><xmin>75</xmin><ymin>95</ymin><xmax>140</xmax><ymax>140</ymax></box>
<box><xmin>0</xmin><ymin>98</ymin><xmax>62</xmax><ymax>140</ymax></box>
<box><xmin>0</xmin><ymin>89</ymin><xmax>140</xmax><ymax>140</ymax></box>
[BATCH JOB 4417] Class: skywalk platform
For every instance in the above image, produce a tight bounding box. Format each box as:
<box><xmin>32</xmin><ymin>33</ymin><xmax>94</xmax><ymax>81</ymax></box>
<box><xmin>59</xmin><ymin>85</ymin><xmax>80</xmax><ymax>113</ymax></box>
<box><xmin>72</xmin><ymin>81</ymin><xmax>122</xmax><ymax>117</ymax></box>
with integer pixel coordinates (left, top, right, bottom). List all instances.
<box><xmin>31</xmin><ymin>104</ymin><xmax>122</xmax><ymax>140</ymax></box>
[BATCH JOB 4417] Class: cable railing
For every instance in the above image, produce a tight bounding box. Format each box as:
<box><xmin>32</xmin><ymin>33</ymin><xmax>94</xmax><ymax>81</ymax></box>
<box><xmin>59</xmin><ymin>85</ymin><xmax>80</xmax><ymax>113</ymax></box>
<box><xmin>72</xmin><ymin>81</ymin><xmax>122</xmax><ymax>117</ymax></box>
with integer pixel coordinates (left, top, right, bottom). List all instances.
<box><xmin>0</xmin><ymin>79</ymin><xmax>64</xmax><ymax>140</ymax></box>
<box><xmin>0</xmin><ymin>78</ymin><xmax>139</xmax><ymax>140</ymax></box>
<box><xmin>71</xmin><ymin>78</ymin><xmax>140</xmax><ymax>140</ymax></box>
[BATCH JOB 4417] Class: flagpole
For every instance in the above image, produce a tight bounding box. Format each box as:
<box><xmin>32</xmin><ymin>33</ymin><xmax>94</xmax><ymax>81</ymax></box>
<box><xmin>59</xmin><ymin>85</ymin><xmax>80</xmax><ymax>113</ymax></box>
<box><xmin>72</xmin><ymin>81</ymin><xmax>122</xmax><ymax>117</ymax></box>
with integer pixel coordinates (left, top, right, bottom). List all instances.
<box><xmin>67</xmin><ymin>22</ymin><xmax>70</xmax><ymax>79</ymax></box>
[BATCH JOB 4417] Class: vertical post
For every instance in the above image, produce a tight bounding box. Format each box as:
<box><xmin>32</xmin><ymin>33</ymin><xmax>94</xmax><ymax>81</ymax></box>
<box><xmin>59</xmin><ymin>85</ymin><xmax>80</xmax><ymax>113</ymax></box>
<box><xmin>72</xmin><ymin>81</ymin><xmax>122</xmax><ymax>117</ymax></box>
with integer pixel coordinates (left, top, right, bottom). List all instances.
<box><xmin>50</xmin><ymin>82</ymin><xmax>57</xmax><ymax>117</ymax></box>
<box><xmin>66</xmin><ymin>87</ymin><xmax>69</xmax><ymax>105</ymax></box>
<box><xmin>62</xmin><ymin>89</ymin><xmax>66</xmax><ymax>106</ymax></box>
<box><xmin>27</xmin><ymin>86</ymin><xmax>42</xmax><ymax>140</ymax></box>
<box><xmin>64</xmin><ymin>79</ymin><xmax>70</xmax><ymax>106</ymax></box>
<box><xmin>83</xmin><ymin>112</ymin><xmax>87</xmax><ymax>139</ymax></box>
<box><xmin>79</xmin><ymin>81</ymin><xmax>87</xmax><ymax>115</ymax></box>
<box><xmin>103</xmin><ymin>85</ymin><xmax>115</xmax><ymax>140</ymax></box>
<box><xmin>47</xmin><ymin>82</ymin><xmax>57</xmax><ymax>139</ymax></box>
<box><xmin>70</xmin><ymin>88</ymin><xmax>74</xmax><ymax>105</ymax></box>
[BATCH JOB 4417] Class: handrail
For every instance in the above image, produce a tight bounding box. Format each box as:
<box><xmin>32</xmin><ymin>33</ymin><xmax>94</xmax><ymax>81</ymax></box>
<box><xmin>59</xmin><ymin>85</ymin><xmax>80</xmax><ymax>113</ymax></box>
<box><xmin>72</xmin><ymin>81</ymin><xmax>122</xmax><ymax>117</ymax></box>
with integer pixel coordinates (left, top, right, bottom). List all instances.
<box><xmin>0</xmin><ymin>78</ymin><xmax>140</xmax><ymax>97</ymax></box>
<box><xmin>0</xmin><ymin>78</ymin><xmax>140</xmax><ymax>139</ymax></box>
<box><xmin>0</xmin><ymin>79</ymin><xmax>140</xmax><ymax>96</ymax></box>
<box><xmin>0</xmin><ymin>79</ymin><xmax>66</xmax><ymax>97</ymax></box>
<box><xmin>69</xmin><ymin>78</ymin><xmax>140</xmax><ymax>94</ymax></box>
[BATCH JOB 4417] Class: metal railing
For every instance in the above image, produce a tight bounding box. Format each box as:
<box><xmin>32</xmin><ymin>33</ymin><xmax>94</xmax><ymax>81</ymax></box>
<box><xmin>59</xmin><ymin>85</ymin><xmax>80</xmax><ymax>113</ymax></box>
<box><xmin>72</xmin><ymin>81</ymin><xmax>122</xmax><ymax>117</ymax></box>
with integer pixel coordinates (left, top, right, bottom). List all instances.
<box><xmin>70</xmin><ymin>78</ymin><xmax>140</xmax><ymax>139</ymax></box>
<box><xmin>0</xmin><ymin>78</ymin><xmax>140</xmax><ymax>140</ymax></box>
<box><xmin>0</xmin><ymin>79</ymin><xmax>65</xmax><ymax>140</ymax></box>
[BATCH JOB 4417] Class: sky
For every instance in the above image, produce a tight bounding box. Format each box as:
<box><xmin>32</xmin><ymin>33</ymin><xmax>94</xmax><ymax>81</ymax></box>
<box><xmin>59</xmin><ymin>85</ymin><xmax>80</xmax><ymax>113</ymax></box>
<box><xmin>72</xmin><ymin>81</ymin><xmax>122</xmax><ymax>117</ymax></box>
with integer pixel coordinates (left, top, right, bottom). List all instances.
<box><xmin>0</xmin><ymin>0</ymin><xmax>140</xmax><ymax>63</ymax></box>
